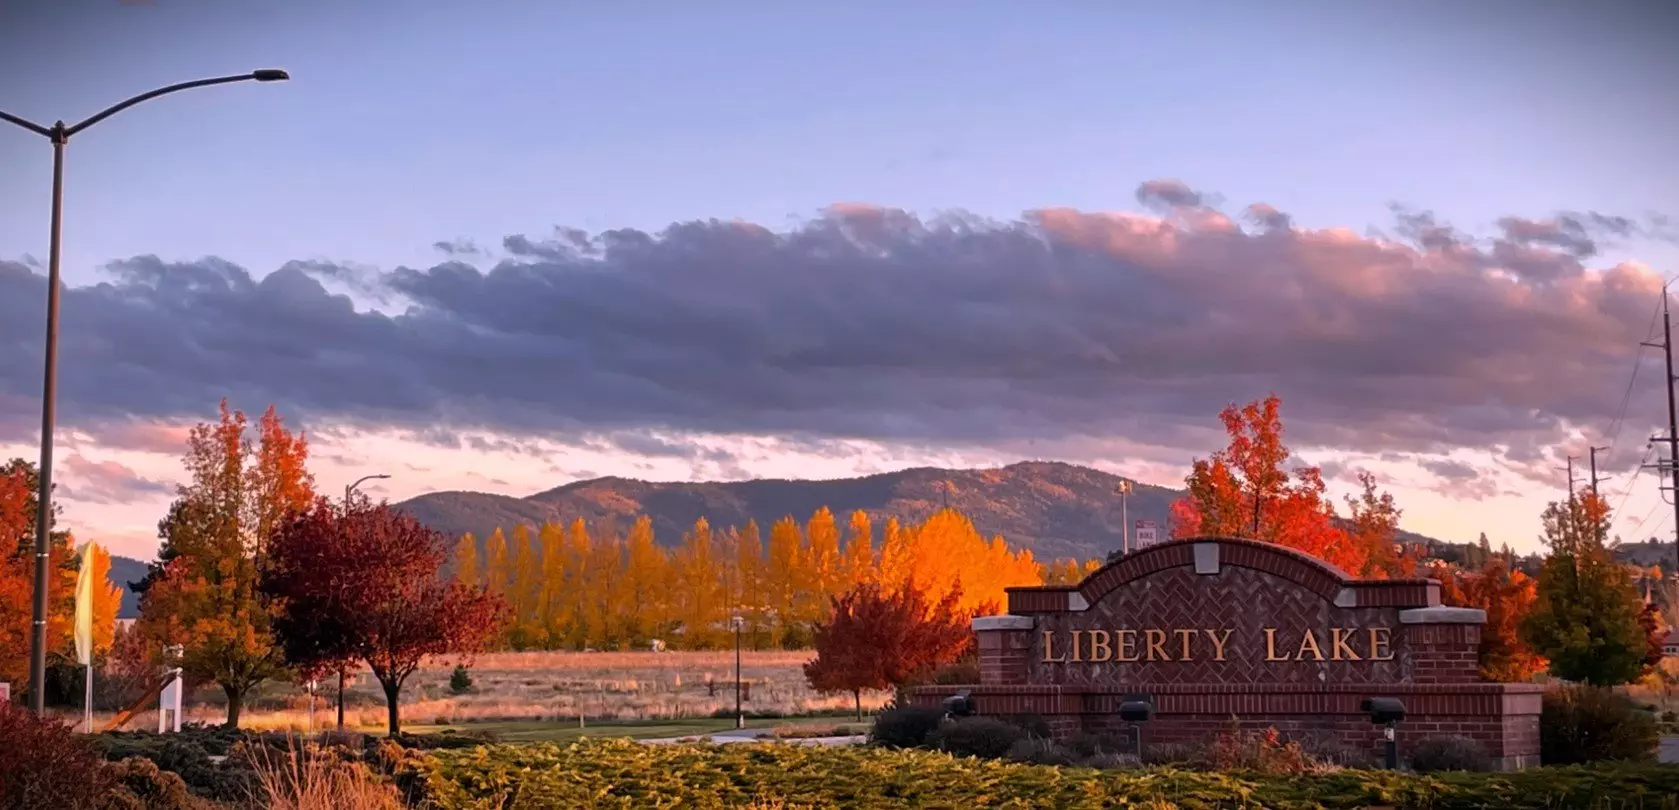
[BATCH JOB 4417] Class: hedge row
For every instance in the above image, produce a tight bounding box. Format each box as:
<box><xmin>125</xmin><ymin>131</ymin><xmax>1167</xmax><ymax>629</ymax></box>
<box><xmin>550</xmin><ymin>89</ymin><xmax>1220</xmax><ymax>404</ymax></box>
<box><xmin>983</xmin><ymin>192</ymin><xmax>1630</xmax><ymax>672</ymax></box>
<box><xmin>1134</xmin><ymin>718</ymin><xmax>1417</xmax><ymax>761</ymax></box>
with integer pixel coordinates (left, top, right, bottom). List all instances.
<box><xmin>405</xmin><ymin>739</ymin><xmax>1679</xmax><ymax>810</ymax></box>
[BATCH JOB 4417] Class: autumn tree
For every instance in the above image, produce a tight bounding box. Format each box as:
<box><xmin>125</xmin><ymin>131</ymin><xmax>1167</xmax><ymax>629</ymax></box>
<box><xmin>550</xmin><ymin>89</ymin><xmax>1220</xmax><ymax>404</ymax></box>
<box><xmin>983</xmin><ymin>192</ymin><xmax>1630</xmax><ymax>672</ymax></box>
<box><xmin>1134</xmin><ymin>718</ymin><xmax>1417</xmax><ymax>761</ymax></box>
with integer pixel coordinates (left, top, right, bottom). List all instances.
<box><xmin>263</xmin><ymin>497</ymin><xmax>505</xmax><ymax>736</ymax></box>
<box><xmin>135</xmin><ymin>402</ymin><xmax>315</xmax><ymax>727</ymax></box>
<box><xmin>803</xmin><ymin>582</ymin><xmax>970</xmax><ymax>719</ymax></box>
<box><xmin>1521</xmin><ymin>493</ymin><xmax>1649</xmax><ymax>686</ymax></box>
<box><xmin>1436</xmin><ymin>554</ymin><xmax>1544</xmax><ymax>682</ymax></box>
<box><xmin>1170</xmin><ymin>394</ymin><xmax>1381</xmax><ymax>574</ymax></box>
<box><xmin>0</xmin><ymin>459</ymin><xmax>79</xmax><ymax>689</ymax></box>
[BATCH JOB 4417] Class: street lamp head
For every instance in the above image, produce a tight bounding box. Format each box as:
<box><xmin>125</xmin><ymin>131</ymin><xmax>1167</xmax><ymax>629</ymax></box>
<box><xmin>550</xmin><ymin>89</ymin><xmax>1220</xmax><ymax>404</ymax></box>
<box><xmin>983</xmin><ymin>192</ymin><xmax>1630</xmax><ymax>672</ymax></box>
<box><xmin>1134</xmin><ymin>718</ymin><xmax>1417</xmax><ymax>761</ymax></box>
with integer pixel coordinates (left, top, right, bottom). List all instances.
<box><xmin>373</xmin><ymin>474</ymin><xmax>392</xmax><ymax>481</ymax></box>
<box><xmin>252</xmin><ymin>69</ymin><xmax>291</xmax><ymax>82</ymax></box>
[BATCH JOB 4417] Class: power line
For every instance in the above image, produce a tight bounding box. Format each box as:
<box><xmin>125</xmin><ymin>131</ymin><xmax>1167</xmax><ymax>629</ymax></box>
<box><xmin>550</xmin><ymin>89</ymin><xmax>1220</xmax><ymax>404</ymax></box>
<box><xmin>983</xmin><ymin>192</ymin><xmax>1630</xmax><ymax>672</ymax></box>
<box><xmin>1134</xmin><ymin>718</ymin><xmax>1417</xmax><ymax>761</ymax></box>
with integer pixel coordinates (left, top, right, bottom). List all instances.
<box><xmin>1603</xmin><ymin>293</ymin><xmax>1665</xmax><ymax>460</ymax></box>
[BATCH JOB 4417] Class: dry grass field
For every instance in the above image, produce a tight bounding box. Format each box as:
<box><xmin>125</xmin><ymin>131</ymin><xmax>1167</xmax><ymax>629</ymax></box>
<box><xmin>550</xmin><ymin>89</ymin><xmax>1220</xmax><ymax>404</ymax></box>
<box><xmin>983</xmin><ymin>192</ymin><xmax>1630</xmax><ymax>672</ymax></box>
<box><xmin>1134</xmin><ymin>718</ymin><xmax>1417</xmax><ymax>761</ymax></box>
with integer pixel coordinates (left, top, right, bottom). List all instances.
<box><xmin>92</xmin><ymin>650</ymin><xmax>892</xmax><ymax>733</ymax></box>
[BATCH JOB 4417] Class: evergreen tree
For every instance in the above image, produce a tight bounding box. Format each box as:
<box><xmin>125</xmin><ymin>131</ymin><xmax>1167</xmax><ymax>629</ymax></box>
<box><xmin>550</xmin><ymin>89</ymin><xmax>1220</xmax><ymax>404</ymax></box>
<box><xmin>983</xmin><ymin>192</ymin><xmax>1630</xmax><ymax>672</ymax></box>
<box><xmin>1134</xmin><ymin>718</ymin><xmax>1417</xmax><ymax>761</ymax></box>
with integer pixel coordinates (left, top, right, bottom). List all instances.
<box><xmin>1521</xmin><ymin>493</ymin><xmax>1649</xmax><ymax>686</ymax></box>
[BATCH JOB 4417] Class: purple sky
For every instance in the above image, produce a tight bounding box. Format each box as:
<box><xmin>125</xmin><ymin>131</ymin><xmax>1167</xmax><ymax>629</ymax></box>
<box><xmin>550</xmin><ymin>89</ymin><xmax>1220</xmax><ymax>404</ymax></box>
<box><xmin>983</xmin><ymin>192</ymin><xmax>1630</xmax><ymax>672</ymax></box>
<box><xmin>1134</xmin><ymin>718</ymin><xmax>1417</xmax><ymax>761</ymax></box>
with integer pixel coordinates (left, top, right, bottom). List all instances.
<box><xmin>1</xmin><ymin>0</ymin><xmax>1676</xmax><ymax>559</ymax></box>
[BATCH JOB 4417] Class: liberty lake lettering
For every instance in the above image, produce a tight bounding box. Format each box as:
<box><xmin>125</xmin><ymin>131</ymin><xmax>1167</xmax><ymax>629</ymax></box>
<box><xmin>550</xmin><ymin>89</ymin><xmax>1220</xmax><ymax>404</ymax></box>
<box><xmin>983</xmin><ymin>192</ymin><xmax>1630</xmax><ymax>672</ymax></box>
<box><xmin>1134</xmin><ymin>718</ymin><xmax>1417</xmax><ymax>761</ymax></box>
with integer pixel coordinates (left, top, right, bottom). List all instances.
<box><xmin>1041</xmin><ymin>627</ymin><xmax>1394</xmax><ymax>663</ymax></box>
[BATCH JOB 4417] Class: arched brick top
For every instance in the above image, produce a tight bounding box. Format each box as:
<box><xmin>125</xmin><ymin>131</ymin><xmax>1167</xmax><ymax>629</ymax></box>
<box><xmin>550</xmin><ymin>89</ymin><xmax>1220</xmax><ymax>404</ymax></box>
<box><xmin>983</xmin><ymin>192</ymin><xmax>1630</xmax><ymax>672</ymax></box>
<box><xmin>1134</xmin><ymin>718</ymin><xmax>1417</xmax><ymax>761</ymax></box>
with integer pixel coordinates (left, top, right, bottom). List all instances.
<box><xmin>1005</xmin><ymin>536</ymin><xmax>1439</xmax><ymax>614</ymax></box>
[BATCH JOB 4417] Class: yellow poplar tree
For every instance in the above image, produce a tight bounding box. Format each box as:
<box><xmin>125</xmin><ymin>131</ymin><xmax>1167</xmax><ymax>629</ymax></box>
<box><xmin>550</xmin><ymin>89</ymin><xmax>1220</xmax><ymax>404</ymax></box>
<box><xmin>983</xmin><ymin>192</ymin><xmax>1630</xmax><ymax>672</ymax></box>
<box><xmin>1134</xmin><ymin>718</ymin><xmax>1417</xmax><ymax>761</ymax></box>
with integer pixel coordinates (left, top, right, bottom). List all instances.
<box><xmin>621</xmin><ymin>516</ymin><xmax>666</xmax><ymax>645</ymax></box>
<box><xmin>841</xmin><ymin>510</ymin><xmax>875</xmax><ymax>593</ymax></box>
<box><xmin>452</xmin><ymin>534</ymin><xmax>481</xmax><ymax>587</ymax></box>
<box><xmin>804</xmin><ymin>507</ymin><xmax>842</xmax><ymax>620</ymax></box>
<box><xmin>509</xmin><ymin>524</ymin><xmax>542</xmax><ymax>649</ymax></box>
<box><xmin>765</xmin><ymin>516</ymin><xmax>805</xmax><ymax>647</ymax></box>
<box><xmin>537</xmin><ymin>520</ymin><xmax>568</xmax><ymax>646</ymax></box>
<box><xmin>736</xmin><ymin>519</ymin><xmax>766</xmax><ymax>646</ymax></box>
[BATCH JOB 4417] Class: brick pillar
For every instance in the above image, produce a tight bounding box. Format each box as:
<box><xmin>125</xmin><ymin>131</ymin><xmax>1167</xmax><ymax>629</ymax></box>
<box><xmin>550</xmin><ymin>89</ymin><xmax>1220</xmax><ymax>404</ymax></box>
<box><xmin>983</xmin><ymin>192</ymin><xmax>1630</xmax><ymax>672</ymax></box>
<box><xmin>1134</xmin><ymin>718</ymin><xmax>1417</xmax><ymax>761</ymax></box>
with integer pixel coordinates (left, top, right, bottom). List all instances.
<box><xmin>1399</xmin><ymin>606</ymin><xmax>1484</xmax><ymax>683</ymax></box>
<box><xmin>973</xmin><ymin>615</ymin><xmax>1035</xmax><ymax>685</ymax></box>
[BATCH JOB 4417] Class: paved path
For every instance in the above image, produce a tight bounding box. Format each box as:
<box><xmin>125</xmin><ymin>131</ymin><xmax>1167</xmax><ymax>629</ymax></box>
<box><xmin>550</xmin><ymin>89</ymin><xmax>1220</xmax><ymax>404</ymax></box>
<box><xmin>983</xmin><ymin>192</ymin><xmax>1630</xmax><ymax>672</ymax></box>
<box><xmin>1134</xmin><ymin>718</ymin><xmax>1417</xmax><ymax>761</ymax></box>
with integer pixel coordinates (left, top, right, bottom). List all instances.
<box><xmin>1661</xmin><ymin>735</ymin><xmax>1678</xmax><ymax>765</ymax></box>
<box><xmin>640</xmin><ymin>732</ymin><xmax>866</xmax><ymax>747</ymax></box>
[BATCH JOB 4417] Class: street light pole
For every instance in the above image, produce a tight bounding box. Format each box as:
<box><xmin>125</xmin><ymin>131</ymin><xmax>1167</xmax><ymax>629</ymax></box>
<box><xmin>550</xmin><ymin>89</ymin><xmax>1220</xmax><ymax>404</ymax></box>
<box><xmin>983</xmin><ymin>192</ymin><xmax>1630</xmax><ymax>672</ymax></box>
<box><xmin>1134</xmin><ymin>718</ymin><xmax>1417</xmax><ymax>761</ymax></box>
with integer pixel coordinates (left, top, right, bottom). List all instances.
<box><xmin>1115</xmin><ymin>481</ymin><xmax>1133</xmax><ymax>556</ymax></box>
<box><xmin>732</xmin><ymin>615</ymin><xmax>744</xmax><ymax>730</ymax></box>
<box><xmin>2</xmin><ymin>69</ymin><xmax>290</xmax><ymax>715</ymax></box>
<box><xmin>336</xmin><ymin>472</ymin><xmax>389</xmax><ymax>731</ymax></box>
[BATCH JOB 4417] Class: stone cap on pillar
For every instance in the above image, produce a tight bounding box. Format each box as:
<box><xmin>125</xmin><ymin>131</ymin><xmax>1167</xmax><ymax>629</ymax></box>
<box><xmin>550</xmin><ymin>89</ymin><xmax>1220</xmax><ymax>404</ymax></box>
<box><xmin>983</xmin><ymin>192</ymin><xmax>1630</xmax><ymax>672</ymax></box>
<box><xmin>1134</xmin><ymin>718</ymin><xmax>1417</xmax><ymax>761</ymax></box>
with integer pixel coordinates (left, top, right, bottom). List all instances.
<box><xmin>1399</xmin><ymin>606</ymin><xmax>1486</xmax><ymax>624</ymax></box>
<box><xmin>972</xmin><ymin>615</ymin><xmax>1035</xmax><ymax>632</ymax></box>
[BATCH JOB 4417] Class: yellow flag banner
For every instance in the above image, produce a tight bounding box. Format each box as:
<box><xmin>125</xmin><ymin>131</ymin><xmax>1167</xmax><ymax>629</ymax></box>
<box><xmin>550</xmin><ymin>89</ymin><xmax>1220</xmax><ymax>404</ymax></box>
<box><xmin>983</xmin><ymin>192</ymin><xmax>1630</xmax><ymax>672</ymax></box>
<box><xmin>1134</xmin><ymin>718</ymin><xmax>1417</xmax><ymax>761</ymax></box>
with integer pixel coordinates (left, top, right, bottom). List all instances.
<box><xmin>75</xmin><ymin>541</ymin><xmax>97</xmax><ymax>667</ymax></box>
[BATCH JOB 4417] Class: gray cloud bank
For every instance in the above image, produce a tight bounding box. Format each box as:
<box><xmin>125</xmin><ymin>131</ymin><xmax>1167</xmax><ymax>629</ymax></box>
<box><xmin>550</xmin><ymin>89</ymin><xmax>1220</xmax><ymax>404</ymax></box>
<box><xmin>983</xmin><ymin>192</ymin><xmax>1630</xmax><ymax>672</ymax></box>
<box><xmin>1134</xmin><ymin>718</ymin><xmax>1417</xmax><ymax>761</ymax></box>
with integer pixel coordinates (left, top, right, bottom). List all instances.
<box><xmin>1</xmin><ymin>180</ymin><xmax>1670</xmax><ymax>487</ymax></box>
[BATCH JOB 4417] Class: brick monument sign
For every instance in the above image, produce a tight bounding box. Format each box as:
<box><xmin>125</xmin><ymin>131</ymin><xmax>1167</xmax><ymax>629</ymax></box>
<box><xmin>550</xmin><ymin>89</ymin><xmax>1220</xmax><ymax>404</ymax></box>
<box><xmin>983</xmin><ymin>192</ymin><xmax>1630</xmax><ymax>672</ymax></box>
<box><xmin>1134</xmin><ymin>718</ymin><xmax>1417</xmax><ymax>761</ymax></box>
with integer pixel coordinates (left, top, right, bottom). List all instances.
<box><xmin>913</xmin><ymin>536</ymin><xmax>1541</xmax><ymax>770</ymax></box>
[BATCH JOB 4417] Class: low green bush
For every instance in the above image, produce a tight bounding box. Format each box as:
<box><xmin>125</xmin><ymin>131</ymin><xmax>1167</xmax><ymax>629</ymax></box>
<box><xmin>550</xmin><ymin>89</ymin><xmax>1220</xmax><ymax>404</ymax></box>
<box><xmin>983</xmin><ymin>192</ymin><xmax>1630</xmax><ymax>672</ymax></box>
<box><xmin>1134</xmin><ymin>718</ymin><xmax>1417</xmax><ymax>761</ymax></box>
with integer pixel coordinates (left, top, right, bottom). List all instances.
<box><xmin>926</xmin><ymin>716</ymin><xmax>1026</xmax><ymax>759</ymax></box>
<box><xmin>405</xmin><ymin>739</ymin><xmax>1679</xmax><ymax>809</ymax></box>
<box><xmin>868</xmin><ymin>705</ymin><xmax>944</xmax><ymax>749</ymax></box>
<box><xmin>1006</xmin><ymin>737</ymin><xmax>1078</xmax><ymax>766</ymax></box>
<box><xmin>1408</xmin><ymin>735</ymin><xmax>1494</xmax><ymax>773</ymax></box>
<box><xmin>1540</xmin><ymin>685</ymin><xmax>1660</xmax><ymax>765</ymax></box>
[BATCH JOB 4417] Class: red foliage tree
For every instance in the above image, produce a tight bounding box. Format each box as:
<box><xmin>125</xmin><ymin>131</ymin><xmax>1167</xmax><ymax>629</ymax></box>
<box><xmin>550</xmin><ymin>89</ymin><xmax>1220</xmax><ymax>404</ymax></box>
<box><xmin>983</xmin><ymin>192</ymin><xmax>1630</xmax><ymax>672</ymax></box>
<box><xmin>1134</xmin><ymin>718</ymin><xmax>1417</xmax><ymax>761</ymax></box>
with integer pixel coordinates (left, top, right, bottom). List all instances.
<box><xmin>1169</xmin><ymin>395</ymin><xmax>1389</xmax><ymax>575</ymax></box>
<box><xmin>1435</xmin><ymin>554</ymin><xmax>1544</xmax><ymax>682</ymax></box>
<box><xmin>262</xmin><ymin>496</ymin><xmax>507</xmax><ymax>736</ymax></box>
<box><xmin>1638</xmin><ymin>603</ymin><xmax>1666</xmax><ymax>672</ymax></box>
<box><xmin>803</xmin><ymin>582</ymin><xmax>970</xmax><ymax>719</ymax></box>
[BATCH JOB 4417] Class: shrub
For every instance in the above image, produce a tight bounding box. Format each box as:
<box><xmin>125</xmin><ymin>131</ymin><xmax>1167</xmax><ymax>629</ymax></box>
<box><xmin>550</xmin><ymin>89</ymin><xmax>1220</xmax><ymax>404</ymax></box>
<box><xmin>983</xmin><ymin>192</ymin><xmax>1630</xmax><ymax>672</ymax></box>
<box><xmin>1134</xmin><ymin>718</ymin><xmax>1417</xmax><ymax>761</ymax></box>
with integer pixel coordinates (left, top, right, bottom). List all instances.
<box><xmin>868</xmin><ymin>705</ymin><xmax>944</xmax><ymax>749</ymax></box>
<box><xmin>1005</xmin><ymin>737</ymin><xmax>1077</xmax><ymax>766</ymax></box>
<box><xmin>1540</xmin><ymin>685</ymin><xmax>1659</xmax><ymax>764</ymax></box>
<box><xmin>1407</xmin><ymin>735</ymin><xmax>1493</xmax><ymax>773</ymax></box>
<box><xmin>405</xmin><ymin>739</ymin><xmax>1679</xmax><ymax>809</ymax></box>
<box><xmin>0</xmin><ymin>702</ymin><xmax>116</xmax><ymax>810</ymax></box>
<box><xmin>247</xmin><ymin>741</ymin><xmax>403</xmax><ymax>810</ymax></box>
<box><xmin>1206</xmin><ymin>722</ymin><xmax>1316</xmax><ymax>775</ymax></box>
<box><xmin>929</xmin><ymin>657</ymin><xmax>980</xmax><ymax>685</ymax></box>
<box><xmin>1141</xmin><ymin>741</ymin><xmax>1199</xmax><ymax>766</ymax></box>
<box><xmin>926</xmin><ymin>716</ymin><xmax>1025</xmax><ymax>759</ymax></box>
<box><xmin>104</xmin><ymin>757</ymin><xmax>219</xmax><ymax>810</ymax></box>
<box><xmin>1081</xmin><ymin>752</ymin><xmax>1142</xmax><ymax>770</ymax></box>
<box><xmin>448</xmin><ymin>665</ymin><xmax>473</xmax><ymax>695</ymax></box>
<box><xmin>1069</xmin><ymin>730</ymin><xmax>1133</xmax><ymax>759</ymax></box>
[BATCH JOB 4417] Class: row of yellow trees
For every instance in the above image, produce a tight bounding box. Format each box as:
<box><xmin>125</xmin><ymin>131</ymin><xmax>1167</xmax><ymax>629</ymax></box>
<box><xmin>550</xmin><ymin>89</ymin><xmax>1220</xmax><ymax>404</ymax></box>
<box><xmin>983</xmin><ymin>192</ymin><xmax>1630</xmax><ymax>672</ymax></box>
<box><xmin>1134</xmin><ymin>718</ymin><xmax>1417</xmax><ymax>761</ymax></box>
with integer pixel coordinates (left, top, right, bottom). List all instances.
<box><xmin>454</xmin><ymin>508</ymin><xmax>1100</xmax><ymax>651</ymax></box>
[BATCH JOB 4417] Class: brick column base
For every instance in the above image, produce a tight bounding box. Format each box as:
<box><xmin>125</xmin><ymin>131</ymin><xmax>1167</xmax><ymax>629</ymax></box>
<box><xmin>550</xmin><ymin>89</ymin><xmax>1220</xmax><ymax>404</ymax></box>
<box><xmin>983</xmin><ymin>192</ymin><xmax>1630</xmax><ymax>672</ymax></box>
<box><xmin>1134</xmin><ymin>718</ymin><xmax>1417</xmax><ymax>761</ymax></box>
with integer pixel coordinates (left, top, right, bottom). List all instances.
<box><xmin>910</xmin><ymin>682</ymin><xmax>1542</xmax><ymax>771</ymax></box>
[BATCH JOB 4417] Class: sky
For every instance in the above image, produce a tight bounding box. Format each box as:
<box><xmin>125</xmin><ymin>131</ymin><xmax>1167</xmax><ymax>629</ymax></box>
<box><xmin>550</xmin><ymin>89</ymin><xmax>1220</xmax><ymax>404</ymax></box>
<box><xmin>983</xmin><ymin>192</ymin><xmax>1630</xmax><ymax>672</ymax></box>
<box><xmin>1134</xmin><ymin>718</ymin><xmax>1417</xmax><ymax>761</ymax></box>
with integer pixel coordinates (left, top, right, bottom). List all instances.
<box><xmin>2</xmin><ymin>0</ymin><xmax>1678</xmax><ymax>561</ymax></box>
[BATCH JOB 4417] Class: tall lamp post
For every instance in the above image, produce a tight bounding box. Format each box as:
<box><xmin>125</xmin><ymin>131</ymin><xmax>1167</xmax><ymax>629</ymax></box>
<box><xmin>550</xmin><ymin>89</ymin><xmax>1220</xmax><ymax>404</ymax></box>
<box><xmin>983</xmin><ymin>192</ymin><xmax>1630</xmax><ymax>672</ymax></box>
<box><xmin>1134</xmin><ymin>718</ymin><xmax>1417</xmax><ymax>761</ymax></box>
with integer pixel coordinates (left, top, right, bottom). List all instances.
<box><xmin>731</xmin><ymin>614</ymin><xmax>745</xmax><ymax>729</ymax></box>
<box><xmin>2</xmin><ymin>69</ymin><xmax>291</xmax><ymax>715</ymax></box>
<box><xmin>334</xmin><ymin>473</ymin><xmax>390</xmax><ymax>731</ymax></box>
<box><xmin>1115</xmin><ymin>481</ymin><xmax>1133</xmax><ymax>556</ymax></box>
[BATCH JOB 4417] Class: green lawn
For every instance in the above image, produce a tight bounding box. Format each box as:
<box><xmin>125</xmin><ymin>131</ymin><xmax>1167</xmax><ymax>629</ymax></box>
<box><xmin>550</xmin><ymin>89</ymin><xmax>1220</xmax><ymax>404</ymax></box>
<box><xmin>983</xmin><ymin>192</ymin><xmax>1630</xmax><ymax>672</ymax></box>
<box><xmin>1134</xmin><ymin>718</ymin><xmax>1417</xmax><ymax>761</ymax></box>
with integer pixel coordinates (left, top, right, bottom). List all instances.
<box><xmin>405</xmin><ymin>715</ymin><xmax>854</xmax><ymax>743</ymax></box>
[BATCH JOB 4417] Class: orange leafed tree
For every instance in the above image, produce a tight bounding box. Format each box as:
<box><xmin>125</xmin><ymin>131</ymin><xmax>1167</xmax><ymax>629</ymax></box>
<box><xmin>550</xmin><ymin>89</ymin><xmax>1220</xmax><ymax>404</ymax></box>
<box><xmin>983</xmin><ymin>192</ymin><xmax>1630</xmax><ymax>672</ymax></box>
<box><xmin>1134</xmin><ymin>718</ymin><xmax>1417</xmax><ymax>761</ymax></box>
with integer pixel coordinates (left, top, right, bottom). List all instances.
<box><xmin>803</xmin><ymin>581</ymin><xmax>971</xmax><ymax>719</ymax></box>
<box><xmin>1170</xmin><ymin>394</ymin><xmax>1388</xmax><ymax>575</ymax></box>
<box><xmin>0</xmin><ymin>459</ymin><xmax>81</xmax><ymax>688</ymax></box>
<box><xmin>1436</xmin><ymin>554</ymin><xmax>1544</xmax><ymax>682</ymax></box>
<box><xmin>135</xmin><ymin>401</ymin><xmax>315</xmax><ymax>727</ymax></box>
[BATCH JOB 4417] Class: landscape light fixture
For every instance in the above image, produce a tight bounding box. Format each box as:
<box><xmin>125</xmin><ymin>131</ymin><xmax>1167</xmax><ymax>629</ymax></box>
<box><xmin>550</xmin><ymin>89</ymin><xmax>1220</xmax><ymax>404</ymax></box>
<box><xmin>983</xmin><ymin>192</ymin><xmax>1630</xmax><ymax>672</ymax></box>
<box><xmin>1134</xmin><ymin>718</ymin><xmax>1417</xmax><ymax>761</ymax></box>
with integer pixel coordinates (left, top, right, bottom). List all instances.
<box><xmin>1361</xmin><ymin>696</ymin><xmax>1406</xmax><ymax>769</ymax></box>
<box><xmin>1</xmin><ymin>68</ymin><xmax>289</xmax><ymax>715</ymax></box>
<box><xmin>942</xmin><ymin>690</ymin><xmax>976</xmax><ymax>718</ymax></box>
<box><xmin>1118</xmin><ymin>693</ymin><xmax>1155</xmax><ymax>760</ymax></box>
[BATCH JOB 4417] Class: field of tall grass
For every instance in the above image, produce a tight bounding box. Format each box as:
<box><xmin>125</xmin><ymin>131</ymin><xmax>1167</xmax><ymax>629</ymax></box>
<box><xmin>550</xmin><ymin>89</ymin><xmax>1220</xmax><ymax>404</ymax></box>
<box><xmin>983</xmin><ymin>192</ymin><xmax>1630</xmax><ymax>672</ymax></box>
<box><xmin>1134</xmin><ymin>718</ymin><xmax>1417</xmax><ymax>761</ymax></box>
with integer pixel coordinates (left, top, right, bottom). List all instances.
<box><xmin>87</xmin><ymin>650</ymin><xmax>891</xmax><ymax>732</ymax></box>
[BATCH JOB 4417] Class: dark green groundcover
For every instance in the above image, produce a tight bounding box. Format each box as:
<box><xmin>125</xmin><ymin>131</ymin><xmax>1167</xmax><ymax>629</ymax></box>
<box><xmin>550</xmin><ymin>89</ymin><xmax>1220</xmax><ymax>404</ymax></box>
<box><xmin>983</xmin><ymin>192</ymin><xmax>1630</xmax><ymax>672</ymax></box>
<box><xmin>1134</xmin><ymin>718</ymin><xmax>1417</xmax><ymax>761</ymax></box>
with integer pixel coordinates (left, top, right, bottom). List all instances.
<box><xmin>403</xmin><ymin>739</ymin><xmax>1679</xmax><ymax>810</ymax></box>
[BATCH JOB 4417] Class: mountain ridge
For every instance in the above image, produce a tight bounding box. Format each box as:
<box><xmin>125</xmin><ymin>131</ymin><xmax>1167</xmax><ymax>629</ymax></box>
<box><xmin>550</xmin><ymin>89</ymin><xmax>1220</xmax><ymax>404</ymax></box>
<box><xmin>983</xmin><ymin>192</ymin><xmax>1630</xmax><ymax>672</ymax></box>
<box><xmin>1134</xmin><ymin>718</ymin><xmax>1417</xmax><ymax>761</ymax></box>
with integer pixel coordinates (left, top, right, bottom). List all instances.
<box><xmin>392</xmin><ymin>460</ymin><xmax>1451</xmax><ymax>562</ymax></box>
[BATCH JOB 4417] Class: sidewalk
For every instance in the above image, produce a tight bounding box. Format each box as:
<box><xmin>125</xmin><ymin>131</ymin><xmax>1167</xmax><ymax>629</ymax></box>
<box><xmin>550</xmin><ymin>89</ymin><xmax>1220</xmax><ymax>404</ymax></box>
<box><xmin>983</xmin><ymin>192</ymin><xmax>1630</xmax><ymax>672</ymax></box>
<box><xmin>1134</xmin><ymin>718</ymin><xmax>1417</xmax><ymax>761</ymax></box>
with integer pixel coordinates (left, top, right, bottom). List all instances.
<box><xmin>1662</xmin><ymin>735</ymin><xmax>1678</xmax><ymax>765</ymax></box>
<box><xmin>639</xmin><ymin>731</ymin><xmax>866</xmax><ymax>747</ymax></box>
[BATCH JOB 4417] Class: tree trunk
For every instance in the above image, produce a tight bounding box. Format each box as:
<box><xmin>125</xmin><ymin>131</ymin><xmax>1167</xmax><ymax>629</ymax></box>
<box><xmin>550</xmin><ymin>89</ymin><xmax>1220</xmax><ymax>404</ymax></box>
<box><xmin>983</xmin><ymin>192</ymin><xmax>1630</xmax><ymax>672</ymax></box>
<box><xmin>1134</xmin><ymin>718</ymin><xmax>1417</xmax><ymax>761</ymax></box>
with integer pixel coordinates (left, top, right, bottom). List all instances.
<box><xmin>336</xmin><ymin>667</ymin><xmax>346</xmax><ymax>732</ymax></box>
<box><xmin>382</xmin><ymin>678</ymin><xmax>402</xmax><ymax>737</ymax></box>
<box><xmin>854</xmin><ymin>689</ymin><xmax>862</xmax><ymax>721</ymax></box>
<box><xmin>222</xmin><ymin>682</ymin><xmax>244</xmax><ymax>729</ymax></box>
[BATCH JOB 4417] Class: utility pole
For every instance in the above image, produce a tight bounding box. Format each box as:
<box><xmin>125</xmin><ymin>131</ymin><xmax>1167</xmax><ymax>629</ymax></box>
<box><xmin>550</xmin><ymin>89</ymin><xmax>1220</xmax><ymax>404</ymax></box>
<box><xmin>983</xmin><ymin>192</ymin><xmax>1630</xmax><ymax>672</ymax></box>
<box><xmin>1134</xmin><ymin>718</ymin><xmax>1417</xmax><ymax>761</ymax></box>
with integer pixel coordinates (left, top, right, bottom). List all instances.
<box><xmin>1640</xmin><ymin>287</ymin><xmax>1679</xmax><ymax>580</ymax></box>
<box><xmin>1588</xmin><ymin>446</ymin><xmax>1611</xmax><ymax>501</ymax></box>
<box><xmin>1560</xmin><ymin>456</ymin><xmax>1580</xmax><ymax>503</ymax></box>
<box><xmin>1116</xmin><ymin>481</ymin><xmax>1133</xmax><ymax>555</ymax></box>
